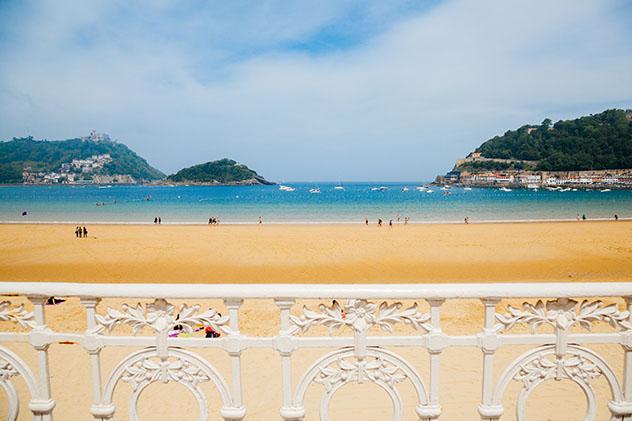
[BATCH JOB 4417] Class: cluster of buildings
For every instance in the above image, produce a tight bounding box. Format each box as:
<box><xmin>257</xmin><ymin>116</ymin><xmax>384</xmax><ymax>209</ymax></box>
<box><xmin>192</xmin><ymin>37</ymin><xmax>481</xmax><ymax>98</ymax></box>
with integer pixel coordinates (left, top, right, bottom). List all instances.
<box><xmin>438</xmin><ymin>169</ymin><xmax>632</xmax><ymax>188</ymax></box>
<box><xmin>23</xmin><ymin>153</ymin><xmax>135</xmax><ymax>185</ymax></box>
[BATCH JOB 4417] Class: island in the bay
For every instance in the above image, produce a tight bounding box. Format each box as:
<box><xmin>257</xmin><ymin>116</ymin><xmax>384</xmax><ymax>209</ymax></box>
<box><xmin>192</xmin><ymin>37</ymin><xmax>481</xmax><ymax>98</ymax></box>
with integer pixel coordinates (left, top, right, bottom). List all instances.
<box><xmin>167</xmin><ymin>159</ymin><xmax>273</xmax><ymax>185</ymax></box>
<box><xmin>0</xmin><ymin>132</ymin><xmax>272</xmax><ymax>186</ymax></box>
<box><xmin>437</xmin><ymin>109</ymin><xmax>632</xmax><ymax>189</ymax></box>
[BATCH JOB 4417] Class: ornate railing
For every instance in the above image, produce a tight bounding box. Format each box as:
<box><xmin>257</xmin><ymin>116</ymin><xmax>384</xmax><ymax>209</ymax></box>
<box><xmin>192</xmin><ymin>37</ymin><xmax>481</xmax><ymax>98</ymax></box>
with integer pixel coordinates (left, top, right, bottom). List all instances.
<box><xmin>1</xmin><ymin>282</ymin><xmax>632</xmax><ymax>420</ymax></box>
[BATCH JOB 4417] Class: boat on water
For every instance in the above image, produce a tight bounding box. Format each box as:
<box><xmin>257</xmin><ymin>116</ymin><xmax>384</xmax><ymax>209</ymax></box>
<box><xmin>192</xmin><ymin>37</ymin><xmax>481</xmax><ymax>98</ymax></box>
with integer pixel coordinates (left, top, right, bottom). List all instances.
<box><xmin>371</xmin><ymin>186</ymin><xmax>388</xmax><ymax>191</ymax></box>
<box><xmin>309</xmin><ymin>188</ymin><xmax>321</xmax><ymax>194</ymax></box>
<box><xmin>98</xmin><ymin>185</ymin><xmax>112</xmax><ymax>189</ymax></box>
<box><xmin>279</xmin><ymin>185</ymin><xmax>296</xmax><ymax>192</ymax></box>
<box><xmin>463</xmin><ymin>187</ymin><xmax>472</xmax><ymax>191</ymax></box>
<box><xmin>402</xmin><ymin>187</ymin><xmax>409</xmax><ymax>192</ymax></box>
<box><xmin>426</xmin><ymin>189</ymin><xmax>433</xmax><ymax>193</ymax></box>
<box><xmin>527</xmin><ymin>184</ymin><xmax>539</xmax><ymax>189</ymax></box>
<box><xmin>499</xmin><ymin>187</ymin><xmax>512</xmax><ymax>192</ymax></box>
<box><xmin>334</xmin><ymin>182</ymin><xmax>345</xmax><ymax>190</ymax></box>
<box><xmin>440</xmin><ymin>186</ymin><xmax>450</xmax><ymax>191</ymax></box>
<box><xmin>415</xmin><ymin>186</ymin><xmax>427</xmax><ymax>191</ymax></box>
<box><xmin>601</xmin><ymin>188</ymin><xmax>611</xmax><ymax>192</ymax></box>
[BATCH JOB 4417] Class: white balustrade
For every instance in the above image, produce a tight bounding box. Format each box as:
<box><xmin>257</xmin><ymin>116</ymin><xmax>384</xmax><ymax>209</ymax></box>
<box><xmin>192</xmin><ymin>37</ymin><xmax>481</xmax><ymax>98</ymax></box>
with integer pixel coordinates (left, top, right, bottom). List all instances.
<box><xmin>0</xmin><ymin>282</ymin><xmax>632</xmax><ymax>420</ymax></box>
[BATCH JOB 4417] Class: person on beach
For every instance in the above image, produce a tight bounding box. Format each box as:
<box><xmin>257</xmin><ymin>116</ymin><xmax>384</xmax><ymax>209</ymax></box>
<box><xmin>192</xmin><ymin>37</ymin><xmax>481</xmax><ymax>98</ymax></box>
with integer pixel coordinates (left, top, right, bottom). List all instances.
<box><xmin>465</xmin><ymin>216</ymin><xmax>469</xmax><ymax>224</ymax></box>
<box><xmin>154</xmin><ymin>217</ymin><xmax>158</xmax><ymax>224</ymax></box>
<box><xmin>259</xmin><ymin>216</ymin><xmax>263</xmax><ymax>224</ymax></box>
<box><xmin>46</xmin><ymin>297</ymin><xmax>65</xmax><ymax>305</ymax></box>
<box><xmin>389</xmin><ymin>220</ymin><xmax>393</xmax><ymax>227</ymax></box>
<box><xmin>365</xmin><ymin>217</ymin><xmax>368</xmax><ymax>225</ymax></box>
<box><xmin>582</xmin><ymin>214</ymin><xmax>587</xmax><ymax>221</ymax></box>
<box><xmin>205</xmin><ymin>312</ymin><xmax>222</xmax><ymax>338</ymax></box>
<box><xmin>615</xmin><ymin>214</ymin><xmax>619</xmax><ymax>221</ymax></box>
<box><xmin>75</xmin><ymin>226</ymin><xmax>79</xmax><ymax>238</ymax></box>
<box><xmin>158</xmin><ymin>217</ymin><xmax>161</xmax><ymax>224</ymax></box>
<box><xmin>378</xmin><ymin>218</ymin><xmax>383</xmax><ymax>226</ymax></box>
<box><xmin>82</xmin><ymin>226</ymin><xmax>88</xmax><ymax>238</ymax></box>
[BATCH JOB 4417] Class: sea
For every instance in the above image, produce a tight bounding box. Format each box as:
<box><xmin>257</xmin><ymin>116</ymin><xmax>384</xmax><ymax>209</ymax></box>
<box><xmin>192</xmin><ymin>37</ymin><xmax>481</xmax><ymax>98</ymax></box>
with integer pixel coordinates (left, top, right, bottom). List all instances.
<box><xmin>0</xmin><ymin>183</ymin><xmax>631</xmax><ymax>224</ymax></box>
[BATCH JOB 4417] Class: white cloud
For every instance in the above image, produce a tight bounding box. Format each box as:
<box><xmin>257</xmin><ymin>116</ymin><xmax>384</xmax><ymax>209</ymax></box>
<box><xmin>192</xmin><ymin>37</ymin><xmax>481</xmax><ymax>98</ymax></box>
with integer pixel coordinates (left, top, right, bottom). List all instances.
<box><xmin>1</xmin><ymin>0</ymin><xmax>631</xmax><ymax>180</ymax></box>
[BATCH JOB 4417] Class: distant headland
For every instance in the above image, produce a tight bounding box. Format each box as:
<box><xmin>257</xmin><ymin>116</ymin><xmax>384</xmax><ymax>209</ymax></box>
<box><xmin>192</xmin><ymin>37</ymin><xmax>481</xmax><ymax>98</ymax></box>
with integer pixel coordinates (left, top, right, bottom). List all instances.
<box><xmin>0</xmin><ymin>132</ymin><xmax>272</xmax><ymax>186</ymax></box>
<box><xmin>436</xmin><ymin>109</ymin><xmax>632</xmax><ymax>189</ymax></box>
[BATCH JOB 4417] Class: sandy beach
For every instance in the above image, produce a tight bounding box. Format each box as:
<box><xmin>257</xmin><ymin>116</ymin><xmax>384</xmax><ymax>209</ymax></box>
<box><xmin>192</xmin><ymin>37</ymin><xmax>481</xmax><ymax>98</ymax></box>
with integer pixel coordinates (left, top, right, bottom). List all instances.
<box><xmin>1</xmin><ymin>221</ymin><xmax>632</xmax><ymax>283</ymax></box>
<box><xmin>1</xmin><ymin>221</ymin><xmax>632</xmax><ymax>420</ymax></box>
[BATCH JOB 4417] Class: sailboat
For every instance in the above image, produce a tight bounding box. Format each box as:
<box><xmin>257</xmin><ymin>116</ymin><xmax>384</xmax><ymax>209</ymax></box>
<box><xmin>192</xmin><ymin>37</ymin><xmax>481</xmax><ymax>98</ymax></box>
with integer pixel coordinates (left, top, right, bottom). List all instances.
<box><xmin>334</xmin><ymin>181</ymin><xmax>345</xmax><ymax>191</ymax></box>
<box><xmin>309</xmin><ymin>187</ymin><xmax>321</xmax><ymax>194</ymax></box>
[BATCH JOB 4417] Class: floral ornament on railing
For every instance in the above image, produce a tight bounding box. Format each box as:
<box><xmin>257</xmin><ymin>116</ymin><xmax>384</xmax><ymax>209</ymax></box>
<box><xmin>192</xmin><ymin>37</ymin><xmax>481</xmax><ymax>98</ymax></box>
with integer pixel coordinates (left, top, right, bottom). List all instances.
<box><xmin>95</xmin><ymin>298</ymin><xmax>230</xmax><ymax>334</ymax></box>
<box><xmin>121</xmin><ymin>356</ymin><xmax>210</xmax><ymax>391</ymax></box>
<box><xmin>495</xmin><ymin>298</ymin><xmax>632</xmax><ymax>333</ymax></box>
<box><xmin>0</xmin><ymin>300</ymin><xmax>36</xmax><ymax>329</ymax></box>
<box><xmin>290</xmin><ymin>299</ymin><xmax>432</xmax><ymax>335</ymax></box>
<box><xmin>514</xmin><ymin>354</ymin><xmax>602</xmax><ymax>388</ymax></box>
<box><xmin>0</xmin><ymin>357</ymin><xmax>19</xmax><ymax>381</ymax></box>
<box><xmin>315</xmin><ymin>356</ymin><xmax>407</xmax><ymax>391</ymax></box>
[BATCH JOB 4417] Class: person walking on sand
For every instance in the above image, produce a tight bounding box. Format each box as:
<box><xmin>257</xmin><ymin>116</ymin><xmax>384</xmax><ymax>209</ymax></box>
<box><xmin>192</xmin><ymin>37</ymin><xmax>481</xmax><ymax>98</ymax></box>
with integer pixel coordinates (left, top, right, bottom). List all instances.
<box><xmin>615</xmin><ymin>214</ymin><xmax>619</xmax><ymax>221</ymax></box>
<box><xmin>259</xmin><ymin>216</ymin><xmax>263</xmax><ymax>224</ymax></box>
<box><xmin>75</xmin><ymin>226</ymin><xmax>79</xmax><ymax>238</ymax></box>
<box><xmin>158</xmin><ymin>217</ymin><xmax>161</xmax><ymax>224</ymax></box>
<box><xmin>582</xmin><ymin>214</ymin><xmax>587</xmax><ymax>221</ymax></box>
<box><xmin>365</xmin><ymin>217</ymin><xmax>368</xmax><ymax>226</ymax></box>
<box><xmin>464</xmin><ymin>216</ymin><xmax>469</xmax><ymax>224</ymax></box>
<box><xmin>82</xmin><ymin>226</ymin><xmax>88</xmax><ymax>238</ymax></box>
<box><xmin>378</xmin><ymin>218</ymin><xmax>383</xmax><ymax>226</ymax></box>
<box><xmin>389</xmin><ymin>220</ymin><xmax>393</xmax><ymax>227</ymax></box>
<box><xmin>154</xmin><ymin>217</ymin><xmax>158</xmax><ymax>224</ymax></box>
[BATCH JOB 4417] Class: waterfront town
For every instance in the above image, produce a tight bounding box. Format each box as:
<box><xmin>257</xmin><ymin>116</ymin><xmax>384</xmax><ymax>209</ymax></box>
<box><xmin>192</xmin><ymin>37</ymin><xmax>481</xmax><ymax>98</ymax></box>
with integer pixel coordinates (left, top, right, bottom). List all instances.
<box><xmin>22</xmin><ymin>153</ymin><xmax>136</xmax><ymax>185</ymax></box>
<box><xmin>436</xmin><ymin>153</ymin><xmax>632</xmax><ymax>189</ymax></box>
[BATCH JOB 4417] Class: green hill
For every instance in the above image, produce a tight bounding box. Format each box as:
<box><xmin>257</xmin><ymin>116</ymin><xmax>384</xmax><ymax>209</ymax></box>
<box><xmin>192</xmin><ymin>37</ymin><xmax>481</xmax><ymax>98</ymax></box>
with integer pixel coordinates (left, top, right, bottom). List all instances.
<box><xmin>0</xmin><ymin>135</ymin><xmax>165</xmax><ymax>183</ymax></box>
<box><xmin>462</xmin><ymin>109</ymin><xmax>632</xmax><ymax>172</ymax></box>
<box><xmin>168</xmin><ymin>159</ymin><xmax>272</xmax><ymax>185</ymax></box>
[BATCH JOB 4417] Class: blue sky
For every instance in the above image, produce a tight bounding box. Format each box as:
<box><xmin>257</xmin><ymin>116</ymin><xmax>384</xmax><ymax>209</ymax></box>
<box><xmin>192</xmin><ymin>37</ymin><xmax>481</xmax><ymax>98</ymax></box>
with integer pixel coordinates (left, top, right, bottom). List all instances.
<box><xmin>1</xmin><ymin>0</ymin><xmax>631</xmax><ymax>181</ymax></box>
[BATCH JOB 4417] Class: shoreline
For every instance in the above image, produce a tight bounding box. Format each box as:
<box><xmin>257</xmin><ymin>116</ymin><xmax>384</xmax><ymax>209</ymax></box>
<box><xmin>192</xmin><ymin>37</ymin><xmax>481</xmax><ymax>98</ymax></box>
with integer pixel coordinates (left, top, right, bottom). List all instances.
<box><xmin>0</xmin><ymin>217</ymin><xmax>628</xmax><ymax>225</ymax></box>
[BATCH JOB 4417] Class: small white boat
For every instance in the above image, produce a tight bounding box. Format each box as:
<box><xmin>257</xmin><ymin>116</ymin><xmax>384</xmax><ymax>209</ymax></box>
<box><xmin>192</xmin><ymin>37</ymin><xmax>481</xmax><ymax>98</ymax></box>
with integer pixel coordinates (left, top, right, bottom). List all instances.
<box><xmin>279</xmin><ymin>185</ymin><xmax>295</xmax><ymax>192</ymax></box>
<box><xmin>334</xmin><ymin>186</ymin><xmax>344</xmax><ymax>190</ymax></box>
<box><xmin>600</xmin><ymin>189</ymin><xmax>611</xmax><ymax>192</ymax></box>
<box><xmin>371</xmin><ymin>186</ymin><xmax>388</xmax><ymax>191</ymax></box>
<box><xmin>440</xmin><ymin>186</ymin><xmax>450</xmax><ymax>191</ymax></box>
<box><xmin>309</xmin><ymin>188</ymin><xmax>321</xmax><ymax>194</ymax></box>
<box><xmin>426</xmin><ymin>189</ymin><xmax>433</xmax><ymax>193</ymax></box>
<box><xmin>463</xmin><ymin>187</ymin><xmax>472</xmax><ymax>191</ymax></box>
<box><xmin>416</xmin><ymin>186</ymin><xmax>427</xmax><ymax>191</ymax></box>
<box><xmin>527</xmin><ymin>184</ymin><xmax>539</xmax><ymax>189</ymax></box>
<box><xmin>559</xmin><ymin>188</ymin><xmax>571</xmax><ymax>192</ymax></box>
<box><xmin>571</xmin><ymin>188</ymin><xmax>578</xmax><ymax>192</ymax></box>
<box><xmin>499</xmin><ymin>187</ymin><xmax>512</xmax><ymax>192</ymax></box>
<box><xmin>402</xmin><ymin>187</ymin><xmax>409</xmax><ymax>192</ymax></box>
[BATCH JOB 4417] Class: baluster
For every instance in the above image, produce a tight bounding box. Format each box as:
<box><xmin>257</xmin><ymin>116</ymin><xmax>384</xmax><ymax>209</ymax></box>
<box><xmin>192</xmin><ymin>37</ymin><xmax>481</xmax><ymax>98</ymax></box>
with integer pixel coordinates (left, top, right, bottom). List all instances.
<box><xmin>418</xmin><ymin>299</ymin><xmax>444</xmax><ymax>420</ymax></box>
<box><xmin>80</xmin><ymin>297</ymin><xmax>114</xmax><ymax>420</ymax></box>
<box><xmin>221</xmin><ymin>298</ymin><xmax>246</xmax><ymax>421</ymax></box>
<box><xmin>614</xmin><ymin>296</ymin><xmax>632</xmax><ymax>420</ymax></box>
<box><xmin>276</xmin><ymin>298</ymin><xmax>303</xmax><ymax>421</ymax></box>
<box><xmin>478</xmin><ymin>298</ymin><xmax>502</xmax><ymax>421</ymax></box>
<box><xmin>26</xmin><ymin>296</ymin><xmax>56</xmax><ymax>421</ymax></box>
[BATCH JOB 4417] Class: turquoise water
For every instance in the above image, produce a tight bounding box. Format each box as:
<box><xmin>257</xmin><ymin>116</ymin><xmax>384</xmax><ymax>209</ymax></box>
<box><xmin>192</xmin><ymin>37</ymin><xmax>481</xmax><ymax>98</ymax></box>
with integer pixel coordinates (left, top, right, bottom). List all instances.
<box><xmin>0</xmin><ymin>183</ymin><xmax>631</xmax><ymax>223</ymax></box>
